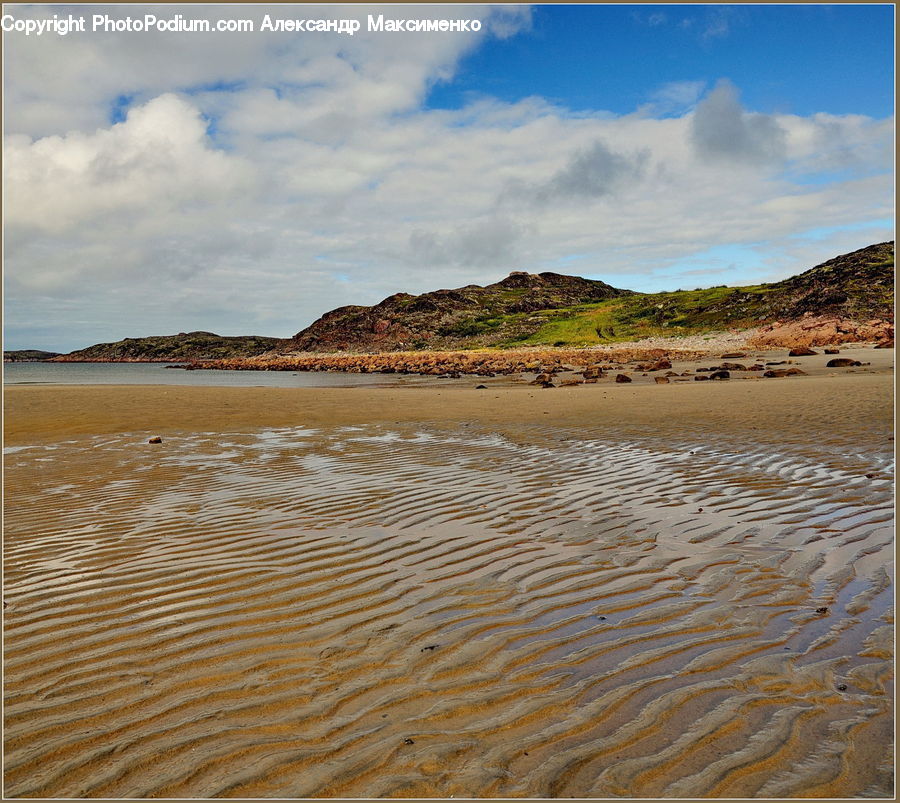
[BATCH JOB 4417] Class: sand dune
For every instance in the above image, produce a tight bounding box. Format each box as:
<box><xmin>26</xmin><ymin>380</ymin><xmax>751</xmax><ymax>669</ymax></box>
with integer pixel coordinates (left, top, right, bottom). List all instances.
<box><xmin>3</xmin><ymin>378</ymin><xmax>893</xmax><ymax>797</ymax></box>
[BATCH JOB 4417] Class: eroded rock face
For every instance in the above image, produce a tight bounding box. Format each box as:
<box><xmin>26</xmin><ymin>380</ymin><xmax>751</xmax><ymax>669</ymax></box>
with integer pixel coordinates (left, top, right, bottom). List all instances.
<box><xmin>748</xmin><ymin>317</ymin><xmax>894</xmax><ymax>349</ymax></box>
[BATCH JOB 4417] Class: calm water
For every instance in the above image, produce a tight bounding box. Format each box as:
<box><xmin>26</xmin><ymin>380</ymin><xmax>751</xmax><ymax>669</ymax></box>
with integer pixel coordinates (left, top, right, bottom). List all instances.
<box><xmin>2</xmin><ymin>361</ymin><xmax>430</xmax><ymax>388</ymax></box>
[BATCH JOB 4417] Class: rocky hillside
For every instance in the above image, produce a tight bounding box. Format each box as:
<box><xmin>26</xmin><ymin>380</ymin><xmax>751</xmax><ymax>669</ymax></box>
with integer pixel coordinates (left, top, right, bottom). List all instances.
<box><xmin>3</xmin><ymin>350</ymin><xmax>61</xmax><ymax>362</ymax></box>
<box><xmin>52</xmin><ymin>331</ymin><xmax>287</xmax><ymax>362</ymax></box>
<box><xmin>290</xmin><ymin>271</ymin><xmax>634</xmax><ymax>352</ymax></box>
<box><xmin>285</xmin><ymin>242</ymin><xmax>893</xmax><ymax>352</ymax></box>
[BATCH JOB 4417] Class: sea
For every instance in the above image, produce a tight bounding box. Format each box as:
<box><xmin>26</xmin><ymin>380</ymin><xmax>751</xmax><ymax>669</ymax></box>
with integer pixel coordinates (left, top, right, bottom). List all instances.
<box><xmin>2</xmin><ymin>361</ymin><xmax>426</xmax><ymax>388</ymax></box>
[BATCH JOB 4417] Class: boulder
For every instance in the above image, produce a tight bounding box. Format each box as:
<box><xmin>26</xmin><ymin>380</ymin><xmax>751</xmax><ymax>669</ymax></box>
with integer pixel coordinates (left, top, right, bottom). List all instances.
<box><xmin>826</xmin><ymin>358</ymin><xmax>862</xmax><ymax>367</ymax></box>
<box><xmin>654</xmin><ymin>376</ymin><xmax>670</xmax><ymax>384</ymax></box>
<box><xmin>615</xmin><ymin>374</ymin><xmax>632</xmax><ymax>383</ymax></box>
<box><xmin>788</xmin><ymin>347</ymin><xmax>818</xmax><ymax>356</ymax></box>
<box><xmin>709</xmin><ymin>370</ymin><xmax>730</xmax><ymax>380</ymax></box>
<box><xmin>694</xmin><ymin>375</ymin><xmax>709</xmax><ymax>381</ymax></box>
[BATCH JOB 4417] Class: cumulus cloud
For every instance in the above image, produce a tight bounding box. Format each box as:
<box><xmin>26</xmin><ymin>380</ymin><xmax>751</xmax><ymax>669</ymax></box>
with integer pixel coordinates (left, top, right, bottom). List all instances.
<box><xmin>5</xmin><ymin>94</ymin><xmax>254</xmax><ymax>238</ymax></box>
<box><xmin>690</xmin><ymin>80</ymin><xmax>787</xmax><ymax>164</ymax></box>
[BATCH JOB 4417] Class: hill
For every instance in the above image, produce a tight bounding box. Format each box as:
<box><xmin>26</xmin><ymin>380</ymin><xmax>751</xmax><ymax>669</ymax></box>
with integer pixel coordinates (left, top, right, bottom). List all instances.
<box><xmin>290</xmin><ymin>271</ymin><xmax>634</xmax><ymax>352</ymax></box>
<box><xmin>3</xmin><ymin>349</ymin><xmax>62</xmax><ymax>362</ymax></box>
<box><xmin>287</xmin><ymin>242</ymin><xmax>893</xmax><ymax>352</ymax></box>
<box><xmin>52</xmin><ymin>332</ymin><xmax>287</xmax><ymax>362</ymax></box>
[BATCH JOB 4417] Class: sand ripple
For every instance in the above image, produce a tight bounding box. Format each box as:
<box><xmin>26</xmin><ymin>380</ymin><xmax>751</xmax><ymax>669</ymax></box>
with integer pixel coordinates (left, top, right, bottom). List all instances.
<box><xmin>3</xmin><ymin>420</ymin><xmax>893</xmax><ymax>798</ymax></box>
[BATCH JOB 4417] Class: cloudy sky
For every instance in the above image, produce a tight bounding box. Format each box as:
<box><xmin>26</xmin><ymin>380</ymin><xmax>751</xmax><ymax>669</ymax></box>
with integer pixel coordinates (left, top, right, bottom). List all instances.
<box><xmin>3</xmin><ymin>3</ymin><xmax>894</xmax><ymax>351</ymax></box>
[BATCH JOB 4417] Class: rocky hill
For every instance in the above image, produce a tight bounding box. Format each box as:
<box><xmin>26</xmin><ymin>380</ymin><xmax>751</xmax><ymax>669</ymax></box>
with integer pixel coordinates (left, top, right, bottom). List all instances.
<box><xmin>52</xmin><ymin>331</ymin><xmax>287</xmax><ymax>362</ymax></box>
<box><xmin>284</xmin><ymin>242</ymin><xmax>893</xmax><ymax>352</ymax></box>
<box><xmin>289</xmin><ymin>271</ymin><xmax>634</xmax><ymax>352</ymax></box>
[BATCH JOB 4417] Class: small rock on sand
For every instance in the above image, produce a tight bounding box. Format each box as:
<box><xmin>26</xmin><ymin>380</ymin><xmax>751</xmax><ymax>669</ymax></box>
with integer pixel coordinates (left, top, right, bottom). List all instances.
<box><xmin>148</xmin><ymin>436</ymin><xmax>162</xmax><ymax>444</ymax></box>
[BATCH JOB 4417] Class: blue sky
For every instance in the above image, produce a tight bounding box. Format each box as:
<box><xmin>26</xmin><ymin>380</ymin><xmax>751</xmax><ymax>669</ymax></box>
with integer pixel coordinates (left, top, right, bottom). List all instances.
<box><xmin>428</xmin><ymin>5</ymin><xmax>895</xmax><ymax>118</ymax></box>
<box><xmin>3</xmin><ymin>3</ymin><xmax>895</xmax><ymax>351</ymax></box>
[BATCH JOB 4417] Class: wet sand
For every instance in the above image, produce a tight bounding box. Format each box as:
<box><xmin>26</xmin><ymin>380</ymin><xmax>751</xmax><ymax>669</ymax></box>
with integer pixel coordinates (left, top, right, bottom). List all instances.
<box><xmin>3</xmin><ymin>351</ymin><xmax>894</xmax><ymax>798</ymax></box>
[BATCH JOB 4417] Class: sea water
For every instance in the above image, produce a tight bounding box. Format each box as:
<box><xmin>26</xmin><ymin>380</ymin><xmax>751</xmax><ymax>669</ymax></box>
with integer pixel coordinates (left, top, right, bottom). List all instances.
<box><xmin>2</xmin><ymin>361</ymin><xmax>423</xmax><ymax>388</ymax></box>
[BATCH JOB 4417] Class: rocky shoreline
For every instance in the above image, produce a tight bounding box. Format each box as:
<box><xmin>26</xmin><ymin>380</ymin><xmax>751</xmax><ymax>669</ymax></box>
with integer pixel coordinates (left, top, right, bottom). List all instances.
<box><xmin>173</xmin><ymin>346</ymin><xmax>711</xmax><ymax>377</ymax></box>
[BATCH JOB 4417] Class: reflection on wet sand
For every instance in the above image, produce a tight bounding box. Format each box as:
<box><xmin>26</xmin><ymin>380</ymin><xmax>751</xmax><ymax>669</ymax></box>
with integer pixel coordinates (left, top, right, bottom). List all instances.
<box><xmin>4</xmin><ymin>413</ymin><xmax>894</xmax><ymax>798</ymax></box>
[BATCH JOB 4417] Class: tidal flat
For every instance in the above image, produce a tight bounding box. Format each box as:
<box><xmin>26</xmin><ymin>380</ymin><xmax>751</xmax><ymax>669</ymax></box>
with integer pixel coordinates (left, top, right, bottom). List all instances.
<box><xmin>3</xmin><ymin>365</ymin><xmax>894</xmax><ymax>798</ymax></box>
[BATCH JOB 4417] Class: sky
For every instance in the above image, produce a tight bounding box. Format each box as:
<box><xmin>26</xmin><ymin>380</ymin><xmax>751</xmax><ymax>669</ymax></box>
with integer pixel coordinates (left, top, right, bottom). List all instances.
<box><xmin>2</xmin><ymin>3</ymin><xmax>895</xmax><ymax>352</ymax></box>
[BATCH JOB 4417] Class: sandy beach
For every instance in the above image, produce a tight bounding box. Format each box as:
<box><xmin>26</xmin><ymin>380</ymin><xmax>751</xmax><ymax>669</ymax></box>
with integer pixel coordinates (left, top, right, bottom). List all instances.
<box><xmin>3</xmin><ymin>347</ymin><xmax>894</xmax><ymax>798</ymax></box>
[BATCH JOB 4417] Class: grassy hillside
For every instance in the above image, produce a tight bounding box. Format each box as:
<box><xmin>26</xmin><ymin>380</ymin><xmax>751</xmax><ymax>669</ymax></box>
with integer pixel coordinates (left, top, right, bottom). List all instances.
<box><xmin>470</xmin><ymin>242</ymin><xmax>894</xmax><ymax>347</ymax></box>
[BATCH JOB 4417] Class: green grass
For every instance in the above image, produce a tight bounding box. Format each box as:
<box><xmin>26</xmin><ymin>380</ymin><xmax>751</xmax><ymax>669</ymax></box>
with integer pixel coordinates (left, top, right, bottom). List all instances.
<box><xmin>509</xmin><ymin>284</ymin><xmax>785</xmax><ymax>347</ymax></box>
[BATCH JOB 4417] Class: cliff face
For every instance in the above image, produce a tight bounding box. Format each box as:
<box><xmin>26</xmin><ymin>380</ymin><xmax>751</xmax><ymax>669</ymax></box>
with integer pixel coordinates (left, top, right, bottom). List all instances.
<box><xmin>52</xmin><ymin>332</ymin><xmax>288</xmax><ymax>362</ymax></box>
<box><xmin>289</xmin><ymin>271</ymin><xmax>635</xmax><ymax>352</ymax></box>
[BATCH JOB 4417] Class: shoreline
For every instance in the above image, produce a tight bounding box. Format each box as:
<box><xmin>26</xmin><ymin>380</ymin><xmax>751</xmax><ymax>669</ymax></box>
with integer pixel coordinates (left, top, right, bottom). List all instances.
<box><xmin>5</xmin><ymin>365</ymin><xmax>893</xmax><ymax>447</ymax></box>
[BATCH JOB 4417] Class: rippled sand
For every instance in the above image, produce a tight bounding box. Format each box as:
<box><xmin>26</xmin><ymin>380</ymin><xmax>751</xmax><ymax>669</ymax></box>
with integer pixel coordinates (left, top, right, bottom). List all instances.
<box><xmin>3</xmin><ymin>375</ymin><xmax>894</xmax><ymax>798</ymax></box>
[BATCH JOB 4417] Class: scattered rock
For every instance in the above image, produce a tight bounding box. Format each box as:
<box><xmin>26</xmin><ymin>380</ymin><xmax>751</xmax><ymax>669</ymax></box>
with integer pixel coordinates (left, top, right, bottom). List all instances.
<box><xmin>615</xmin><ymin>374</ymin><xmax>632</xmax><ymax>383</ymax></box>
<box><xmin>788</xmin><ymin>347</ymin><xmax>818</xmax><ymax>356</ymax></box>
<box><xmin>764</xmin><ymin>368</ymin><xmax>806</xmax><ymax>378</ymax></box>
<box><xmin>404</xmin><ymin>738</ymin><xmax>415</xmax><ymax>745</ymax></box>
<box><xmin>718</xmin><ymin>362</ymin><xmax>747</xmax><ymax>371</ymax></box>
<box><xmin>826</xmin><ymin>358</ymin><xmax>862</xmax><ymax>367</ymax></box>
<box><xmin>766</xmin><ymin>361</ymin><xmax>787</xmax><ymax>366</ymax></box>
<box><xmin>816</xmin><ymin>607</ymin><xmax>829</xmax><ymax>614</ymax></box>
<box><xmin>824</xmin><ymin>348</ymin><xmax>840</xmax><ymax>355</ymax></box>
<box><xmin>654</xmin><ymin>376</ymin><xmax>670</xmax><ymax>384</ymax></box>
<box><xmin>559</xmin><ymin>379</ymin><xmax>582</xmax><ymax>387</ymax></box>
<box><xmin>709</xmin><ymin>370</ymin><xmax>730</xmax><ymax>380</ymax></box>
<box><xmin>694</xmin><ymin>375</ymin><xmax>709</xmax><ymax>381</ymax></box>
<box><xmin>721</xmin><ymin>352</ymin><xmax>747</xmax><ymax>358</ymax></box>
<box><xmin>148</xmin><ymin>436</ymin><xmax>162</xmax><ymax>444</ymax></box>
